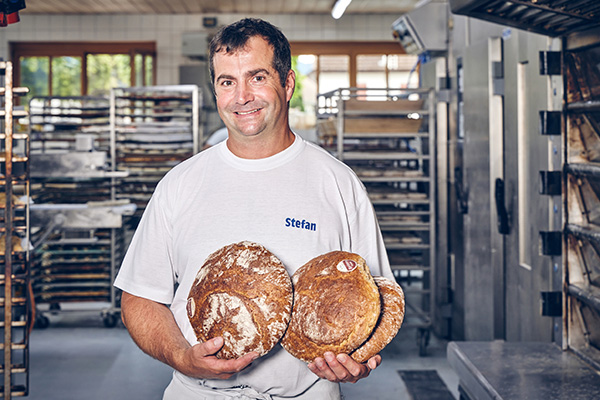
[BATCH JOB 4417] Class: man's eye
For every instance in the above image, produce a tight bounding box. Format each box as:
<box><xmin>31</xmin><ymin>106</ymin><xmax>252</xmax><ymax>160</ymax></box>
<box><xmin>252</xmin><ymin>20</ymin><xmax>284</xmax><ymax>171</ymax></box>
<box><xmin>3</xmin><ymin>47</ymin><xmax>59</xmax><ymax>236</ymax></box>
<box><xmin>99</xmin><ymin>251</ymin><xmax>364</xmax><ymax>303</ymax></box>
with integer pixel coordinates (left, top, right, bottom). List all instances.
<box><xmin>253</xmin><ymin>76</ymin><xmax>265</xmax><ymax>82</ymax></box>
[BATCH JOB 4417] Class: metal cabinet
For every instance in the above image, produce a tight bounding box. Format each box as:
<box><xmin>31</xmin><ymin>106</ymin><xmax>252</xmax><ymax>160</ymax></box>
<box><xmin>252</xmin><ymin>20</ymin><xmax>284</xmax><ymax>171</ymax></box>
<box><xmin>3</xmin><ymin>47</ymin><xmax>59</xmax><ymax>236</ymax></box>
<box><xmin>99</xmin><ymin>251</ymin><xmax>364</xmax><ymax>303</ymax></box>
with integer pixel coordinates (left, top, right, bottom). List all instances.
<box><xmin>317</xmin><ymin>87</ymin><xmax>436</xmax><ymax>355</ymax></box>
<box><xmin>1</xmin><ymin>61</ymin><xmax>31</xmax><ymax>399</ymax></box>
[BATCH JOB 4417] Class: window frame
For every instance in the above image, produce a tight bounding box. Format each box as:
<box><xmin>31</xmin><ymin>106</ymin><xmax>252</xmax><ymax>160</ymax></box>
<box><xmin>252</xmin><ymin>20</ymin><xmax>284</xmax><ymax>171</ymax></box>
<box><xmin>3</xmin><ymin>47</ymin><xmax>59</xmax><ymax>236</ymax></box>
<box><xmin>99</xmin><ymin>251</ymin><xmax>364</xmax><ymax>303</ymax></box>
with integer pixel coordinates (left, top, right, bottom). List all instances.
<box><xmin>11</xmin><ymin>41</ymin><xmax>157</xmax><ymax>97</ymax></box>
<box><xmin>290</xmin><ymin>41</ymin><xmax>409</xmax><ymax>89</ymax></box>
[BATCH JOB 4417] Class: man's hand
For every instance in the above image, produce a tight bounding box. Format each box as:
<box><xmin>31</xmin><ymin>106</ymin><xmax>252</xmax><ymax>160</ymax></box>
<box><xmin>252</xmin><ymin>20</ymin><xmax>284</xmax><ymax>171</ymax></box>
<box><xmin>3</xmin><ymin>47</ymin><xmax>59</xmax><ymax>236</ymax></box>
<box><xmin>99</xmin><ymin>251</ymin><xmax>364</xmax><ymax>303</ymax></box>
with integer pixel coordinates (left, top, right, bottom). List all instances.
<box><xmin>307</xmin><ymin>352</ymin><xmax>381</xmax><ymax>383</ymax></box>
<box><xmin>120</xmin><ymin>292</ymin><xmax>258</xmax><ymax>381</ymax></box>
<box><xmin>178</xmin><ymin>336</ymin><xmax>259</xmax><ymax>380</ymax></box>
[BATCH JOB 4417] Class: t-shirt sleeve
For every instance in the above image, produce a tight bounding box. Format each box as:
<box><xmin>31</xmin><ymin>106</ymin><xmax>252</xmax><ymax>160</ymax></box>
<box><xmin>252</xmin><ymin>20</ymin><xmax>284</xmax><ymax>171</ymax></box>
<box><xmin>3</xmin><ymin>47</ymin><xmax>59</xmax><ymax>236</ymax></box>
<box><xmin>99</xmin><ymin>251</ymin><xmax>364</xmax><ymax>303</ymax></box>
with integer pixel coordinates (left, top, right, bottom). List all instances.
<box><xmin>349</xmin><ymin>188</ymin><xmax>394</xmax><ymax>281</ymax></box>
<box><xmin>114</xmin><ymin>181</ymin><xmax>176</xmax><ymax>305</ymax></box>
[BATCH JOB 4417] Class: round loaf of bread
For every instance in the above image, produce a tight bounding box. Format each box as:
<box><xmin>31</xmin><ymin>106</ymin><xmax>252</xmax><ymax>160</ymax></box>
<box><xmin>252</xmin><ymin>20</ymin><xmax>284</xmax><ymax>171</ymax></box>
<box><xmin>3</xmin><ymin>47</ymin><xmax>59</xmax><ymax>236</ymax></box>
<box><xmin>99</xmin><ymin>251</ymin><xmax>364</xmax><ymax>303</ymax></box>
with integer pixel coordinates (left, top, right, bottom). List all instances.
<box><xmin>187</xmin><ymin>241</ymin><xmax>293</xmax><ymax>359</ymax></box>
<box><xmin>351</xmin><ymin>276</ymin><xmax>405</xmax><ymax>363</ymax></box>
<box><xmin>281</xmin><ymin>251</ymin><xmax>381</xmax><ymax>362</ymax></box>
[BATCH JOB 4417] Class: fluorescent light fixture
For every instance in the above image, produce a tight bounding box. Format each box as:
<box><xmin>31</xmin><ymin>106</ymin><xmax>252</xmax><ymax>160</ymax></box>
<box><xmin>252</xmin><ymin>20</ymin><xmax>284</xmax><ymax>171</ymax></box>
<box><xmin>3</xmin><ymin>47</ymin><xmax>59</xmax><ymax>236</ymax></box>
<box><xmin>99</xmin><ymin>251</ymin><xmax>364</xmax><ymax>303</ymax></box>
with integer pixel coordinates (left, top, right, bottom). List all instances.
<box><xmin>331</xmin><ymin>0</ymin><xmax>352</xmax><ymax>19</ymax></box>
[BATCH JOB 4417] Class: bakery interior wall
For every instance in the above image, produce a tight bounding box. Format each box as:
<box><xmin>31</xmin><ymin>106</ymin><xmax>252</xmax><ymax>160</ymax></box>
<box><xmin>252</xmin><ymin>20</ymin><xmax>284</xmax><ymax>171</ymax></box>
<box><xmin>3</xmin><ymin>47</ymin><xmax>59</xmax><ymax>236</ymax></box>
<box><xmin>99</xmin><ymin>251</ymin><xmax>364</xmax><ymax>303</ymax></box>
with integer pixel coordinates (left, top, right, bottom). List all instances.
<box><xmin>0</xmin><ymin>13</ymin><xmax>398</xmax><ymax>85</ymax></box>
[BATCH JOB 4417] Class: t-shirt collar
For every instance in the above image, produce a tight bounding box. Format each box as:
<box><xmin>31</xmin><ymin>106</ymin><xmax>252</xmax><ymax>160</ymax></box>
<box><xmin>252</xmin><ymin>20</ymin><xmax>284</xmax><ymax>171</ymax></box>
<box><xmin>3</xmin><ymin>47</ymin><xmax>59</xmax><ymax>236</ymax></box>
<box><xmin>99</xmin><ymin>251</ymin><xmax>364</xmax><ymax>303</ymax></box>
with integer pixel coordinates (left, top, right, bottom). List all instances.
<box><xmin>218</xmin><ymin>132</ymin><xmax>304</xmax><ymax>171</ymax></box>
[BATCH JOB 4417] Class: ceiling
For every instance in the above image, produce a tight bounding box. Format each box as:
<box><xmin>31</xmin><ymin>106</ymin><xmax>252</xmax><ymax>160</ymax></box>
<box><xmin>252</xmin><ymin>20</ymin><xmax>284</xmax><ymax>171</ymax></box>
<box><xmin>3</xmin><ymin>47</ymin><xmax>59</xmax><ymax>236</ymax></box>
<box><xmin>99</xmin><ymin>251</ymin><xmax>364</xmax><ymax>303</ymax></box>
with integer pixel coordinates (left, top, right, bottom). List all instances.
<box><xmin>22</xmin><ymin>0</ymin><xmax>421</xmax><ymax>15</ymax></box>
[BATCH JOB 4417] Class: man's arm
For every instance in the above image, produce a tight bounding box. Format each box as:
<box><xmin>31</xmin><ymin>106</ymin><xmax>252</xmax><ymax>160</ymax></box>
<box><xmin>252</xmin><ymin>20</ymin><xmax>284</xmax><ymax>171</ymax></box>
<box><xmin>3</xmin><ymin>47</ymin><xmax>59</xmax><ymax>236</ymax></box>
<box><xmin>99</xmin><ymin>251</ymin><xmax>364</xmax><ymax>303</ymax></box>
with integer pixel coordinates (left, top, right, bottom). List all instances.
<box><xmin>120</xmin><ymin>291</ymin><xmax>258</xmax><ymax>380</ymax></box>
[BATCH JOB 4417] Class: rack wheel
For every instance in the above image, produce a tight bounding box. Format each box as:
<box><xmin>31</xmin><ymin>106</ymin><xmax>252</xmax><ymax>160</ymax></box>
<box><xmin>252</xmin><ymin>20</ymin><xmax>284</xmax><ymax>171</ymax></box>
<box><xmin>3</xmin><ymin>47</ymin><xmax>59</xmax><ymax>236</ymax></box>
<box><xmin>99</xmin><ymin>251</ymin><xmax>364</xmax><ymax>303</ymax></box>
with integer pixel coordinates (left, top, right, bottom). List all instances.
<box><xmin>35</xmin><ymin>315</ymin><xmax>50</xmax><ymax>329</ymax></box>
<box><xmin>103</xmin><ymin>313</ymin><xmax>118</xmax><ymax>328</ymax></box>
<box><xmin>417</xmin><ymin>328</ymin><xmax>430</xmax><ymax>357</ymax></box>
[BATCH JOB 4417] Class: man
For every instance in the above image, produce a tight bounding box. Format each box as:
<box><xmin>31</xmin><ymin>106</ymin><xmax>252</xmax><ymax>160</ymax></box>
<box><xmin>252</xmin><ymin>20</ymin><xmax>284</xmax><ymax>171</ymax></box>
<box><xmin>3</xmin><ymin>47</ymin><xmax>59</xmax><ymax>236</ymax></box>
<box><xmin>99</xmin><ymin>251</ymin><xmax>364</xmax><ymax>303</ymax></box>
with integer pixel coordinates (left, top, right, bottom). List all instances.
<box><xmin>115</xmin><ymin>18</ymin><xmax>394</xmax><ymax>399</ymax></box>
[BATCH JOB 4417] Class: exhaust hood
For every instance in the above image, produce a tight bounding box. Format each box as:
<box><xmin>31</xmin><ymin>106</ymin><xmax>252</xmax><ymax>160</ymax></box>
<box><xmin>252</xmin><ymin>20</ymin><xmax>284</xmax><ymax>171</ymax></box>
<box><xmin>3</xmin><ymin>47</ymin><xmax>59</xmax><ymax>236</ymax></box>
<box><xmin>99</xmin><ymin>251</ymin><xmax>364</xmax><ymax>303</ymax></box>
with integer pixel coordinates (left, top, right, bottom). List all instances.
<box><xmin>392</xmin><ymin>0</ymin><xmax>449</xmax><ymax>55</ymax></box>
<box><xmin>449</xmin><ymin>0</ymin><xmax>600</xmax><ymax>37</ymax></box>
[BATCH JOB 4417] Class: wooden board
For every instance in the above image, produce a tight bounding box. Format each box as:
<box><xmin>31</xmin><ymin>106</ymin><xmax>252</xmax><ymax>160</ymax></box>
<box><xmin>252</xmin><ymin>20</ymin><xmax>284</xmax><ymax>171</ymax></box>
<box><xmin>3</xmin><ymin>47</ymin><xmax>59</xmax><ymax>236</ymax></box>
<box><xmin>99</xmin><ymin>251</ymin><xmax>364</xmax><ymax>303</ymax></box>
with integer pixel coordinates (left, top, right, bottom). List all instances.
<box><xmin>345</xmin><ymin>117</ymin><xmax>423</xmax><ymax>133</ymax></box>
<box><xmin>345</xmin><ymin>98</ymin><xmax>424</xmax><ymax>112</ymax></box>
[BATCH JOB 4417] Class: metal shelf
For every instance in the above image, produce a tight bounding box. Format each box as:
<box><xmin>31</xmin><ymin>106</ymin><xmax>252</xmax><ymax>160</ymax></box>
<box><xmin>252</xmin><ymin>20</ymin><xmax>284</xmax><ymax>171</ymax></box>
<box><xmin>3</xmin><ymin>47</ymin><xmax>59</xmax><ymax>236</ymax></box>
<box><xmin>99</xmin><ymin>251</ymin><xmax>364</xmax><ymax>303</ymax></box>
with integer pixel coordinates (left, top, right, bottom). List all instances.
<box><xmin>567</xmin><ymin>100</ymin><xmax>600</xmax><ymax>113</ymax></box>
<box><xmin>566</xmin><ymin>223</ymin><xmax>600</xmax><ymax>242</ymax></box>
<box><xmin>385</xmin><ymin>243</ymin><xmax>430</xmax><ymax>250</ymax></box>
<box><xmin>317</xmin><ymin>87</ymin><xmax>436</xmax><ymax>355</ymax></box>
<box><xmin>359</xmin><ymin>175</ymin><xmax>429</xmax><ymax>182</ymax></box>
<box><xmin>28</xmin><ymin>96</ymin><xmax>129</xmax><ymax>328</ymax></box>
<box><xmin>342</xmin><ymin>152</ymin><xmax>429</xmax><ymax>161</ymax></box>
<box><xmin>379</xmin><ymin>222</ymin><xmax>431</xmax><ymax>229</ymax></box>
<box><xmin>565</xmin><ymin>163</ymin><xmax>600</xmax><ymax>179</ymax></box>
<box><xmin>370</xmin><ymin>198</ymin><xmax>431</xmax><ymax>205</ymax></box>
<box><xmin>567</xmin><ymin>284</ymin><xmax>600</xmax><ymax>314</ymax></box>
<box><xmin>564</xmin><ymin>40</ymin><xmax>600</xmax><ymax>368</ymax></box>
<box><xmin>110</xmin><ymin>85</ymin><xmax>201</xmax><ymax>229</ymax></box>
<box><xmin>344</xmin><ymin>109</ymin><xmax>430</xmax><ymax>116</ymax></box>
<box><xmin>0</xmin><ymin>60</ymin><xmax>31</xmax><ymax>399</ymax></box>
<box><xmin>343</xmin><ymin>132</ymin><xmax>429</xmax><ymax>139</ymax></box>
<box><xmin>391</xmin><ymin>264</ymin><xmax>430</xmax><ymax>271</ymax></box>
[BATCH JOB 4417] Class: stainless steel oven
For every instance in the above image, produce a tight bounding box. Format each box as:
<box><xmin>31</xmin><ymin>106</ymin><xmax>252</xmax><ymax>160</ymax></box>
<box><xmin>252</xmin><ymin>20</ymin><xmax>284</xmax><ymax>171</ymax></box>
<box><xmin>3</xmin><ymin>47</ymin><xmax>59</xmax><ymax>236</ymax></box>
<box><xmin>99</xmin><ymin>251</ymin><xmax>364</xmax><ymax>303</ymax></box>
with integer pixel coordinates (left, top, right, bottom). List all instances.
<box><xmin>441</xmin><ymin>1</ymin><xmax>600</xmax><ymax>396</ymax></box>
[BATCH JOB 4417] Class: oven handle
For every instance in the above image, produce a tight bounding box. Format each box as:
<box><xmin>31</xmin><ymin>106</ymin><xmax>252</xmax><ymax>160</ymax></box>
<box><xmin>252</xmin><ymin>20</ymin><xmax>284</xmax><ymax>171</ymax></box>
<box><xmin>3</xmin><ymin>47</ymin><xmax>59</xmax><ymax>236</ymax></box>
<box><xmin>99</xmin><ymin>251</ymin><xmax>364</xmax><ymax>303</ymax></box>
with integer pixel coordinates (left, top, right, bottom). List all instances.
<box><xmin>495</xmin><ymin>178</ymin><xmax>510</xmax><ymax>235</ymax></box>
<box><xmin>454</xmin><ymin>167</ymin><xmax>469</xmax><ymax>214</ymax></box>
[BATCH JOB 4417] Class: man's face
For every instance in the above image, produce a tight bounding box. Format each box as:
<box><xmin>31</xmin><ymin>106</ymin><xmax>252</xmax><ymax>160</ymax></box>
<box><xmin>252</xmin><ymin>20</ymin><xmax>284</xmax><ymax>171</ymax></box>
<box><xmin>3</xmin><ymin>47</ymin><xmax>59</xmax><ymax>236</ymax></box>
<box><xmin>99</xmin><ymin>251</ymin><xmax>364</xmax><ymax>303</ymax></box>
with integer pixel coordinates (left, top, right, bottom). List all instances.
<box><xmin>213</xmin><ymin>36</ymin><xmax>295</xmax><ymax>142</ymax></box>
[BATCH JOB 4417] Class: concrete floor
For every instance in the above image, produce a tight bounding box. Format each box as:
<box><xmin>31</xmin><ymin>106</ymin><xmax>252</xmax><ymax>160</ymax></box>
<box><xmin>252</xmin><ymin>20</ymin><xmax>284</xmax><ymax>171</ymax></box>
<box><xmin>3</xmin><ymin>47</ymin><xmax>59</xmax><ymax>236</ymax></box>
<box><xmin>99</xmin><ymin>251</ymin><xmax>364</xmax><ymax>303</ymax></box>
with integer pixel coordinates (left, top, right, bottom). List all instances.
<box><xmin>25</xmin><ymin>303</ymin><xmax>459</xmax><ymax>400</ymax></box>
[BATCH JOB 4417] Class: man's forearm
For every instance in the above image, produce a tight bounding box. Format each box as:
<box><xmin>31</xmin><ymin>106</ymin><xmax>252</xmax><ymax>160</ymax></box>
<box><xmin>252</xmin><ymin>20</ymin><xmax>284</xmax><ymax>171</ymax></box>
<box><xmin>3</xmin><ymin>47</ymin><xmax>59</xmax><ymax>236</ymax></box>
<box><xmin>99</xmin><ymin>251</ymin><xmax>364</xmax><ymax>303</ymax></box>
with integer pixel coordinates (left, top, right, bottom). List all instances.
<box><xmin>120</xmin><ymin>291</ymin><xmax>190</xmax><ymax>371</ymax></box>
<box><xmin>120</xmin><ymin>291</ymin><xmax>260</xmax><ymax>380</ymax></box>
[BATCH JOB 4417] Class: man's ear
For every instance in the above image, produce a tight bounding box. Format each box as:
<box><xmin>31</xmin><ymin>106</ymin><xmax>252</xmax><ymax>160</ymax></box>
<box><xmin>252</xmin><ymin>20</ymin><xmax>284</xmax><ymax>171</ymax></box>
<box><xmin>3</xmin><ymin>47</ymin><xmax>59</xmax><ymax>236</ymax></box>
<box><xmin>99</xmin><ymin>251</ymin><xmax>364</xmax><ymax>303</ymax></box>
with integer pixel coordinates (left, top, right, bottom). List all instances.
<box><xmin>285</xmin><ymin>69</ymin><xmax>296</xmax><ymax>102</ymax></box>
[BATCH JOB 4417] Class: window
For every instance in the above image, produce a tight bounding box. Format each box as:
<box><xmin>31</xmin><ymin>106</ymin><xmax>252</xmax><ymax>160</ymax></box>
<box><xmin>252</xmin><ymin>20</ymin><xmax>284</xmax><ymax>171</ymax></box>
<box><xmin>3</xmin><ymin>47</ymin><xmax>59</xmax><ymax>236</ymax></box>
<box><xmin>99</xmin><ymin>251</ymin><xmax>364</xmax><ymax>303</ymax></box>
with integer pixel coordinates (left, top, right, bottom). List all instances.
<box><xmin>290</xmin><ymin>54</ymin><xmax>350</xmax><ymax>130</ymax></box>
<box><xmin>86</xmin><ymin>54</ymin><xmax>132</xmax><ymax>96</ymax></box>
<box><xmin>290</xmin><ymin>42</ymin><xmax>419</xmax><ymax>132</ymax></box>
<box><xmin>11</xmin><ymin>42</ymin><xmax>156</xmax><ymax>105</ymax></box>
<box><xmin>51</xmin><ymin>56</ymin><xmax>82</xmax><ymax>96</ymax></box>
<box><xmin>357</xmin><ymin>54</ymin><xmax>419</xmax><ymax>89</ymax></box>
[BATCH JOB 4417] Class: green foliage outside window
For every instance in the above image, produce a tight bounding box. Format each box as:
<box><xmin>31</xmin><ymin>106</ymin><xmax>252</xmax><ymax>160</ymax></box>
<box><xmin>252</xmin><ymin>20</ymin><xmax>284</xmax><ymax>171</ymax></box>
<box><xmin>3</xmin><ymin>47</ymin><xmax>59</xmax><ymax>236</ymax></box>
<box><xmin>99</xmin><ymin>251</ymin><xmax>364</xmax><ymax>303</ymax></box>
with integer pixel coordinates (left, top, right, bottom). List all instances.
<box><xmin>86</xmin><ymin>54</ymin><xmax>131</xmax><ymax>96</ymax></box>
<box><xmin>52</xmin><ymin>56</ymin><xmax>82</xmax><ymax>97</ymax></box>
<box><xmin>20</xmin><ymin>56</ymin><xmax>49</xmax><ymax>106</ymax></box>
<box><xmin>145</xmin><ymin>56</ymin><xmax>153</xmax><ymax>86</ymax></box>
<box><xmin>290</xmin><ymin>56</ymin><xmax>305</xmax><ymax>111</ymax></box>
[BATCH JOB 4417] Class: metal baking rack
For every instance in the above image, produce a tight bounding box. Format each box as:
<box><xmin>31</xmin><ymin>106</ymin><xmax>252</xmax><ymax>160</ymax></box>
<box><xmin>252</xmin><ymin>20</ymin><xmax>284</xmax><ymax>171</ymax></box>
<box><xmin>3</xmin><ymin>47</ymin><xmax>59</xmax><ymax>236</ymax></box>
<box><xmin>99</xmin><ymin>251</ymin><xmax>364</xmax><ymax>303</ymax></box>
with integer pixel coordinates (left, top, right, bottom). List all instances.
<box><xmin>110</xmin><ymin>85</ymin><xmax>201</xmax><ymax>234</ymax></box>
<box><xmin>563</xmin><ymin>43</ymin><xmax>600</xmax><ymax>369</ymax></box>
<box><xmin>28</xmin><ymin>96</ymin><xmax>133</xmax><ymax>328</ymax></box>
<box><xmin>317</xmin><ymin>87</ymin><xmax>436</xmax><ymax>355</ymax></box>
<box><xmin>1</xmin><ymin>60</ymin><xmax>31</xmax><ymax>399</ymax></box>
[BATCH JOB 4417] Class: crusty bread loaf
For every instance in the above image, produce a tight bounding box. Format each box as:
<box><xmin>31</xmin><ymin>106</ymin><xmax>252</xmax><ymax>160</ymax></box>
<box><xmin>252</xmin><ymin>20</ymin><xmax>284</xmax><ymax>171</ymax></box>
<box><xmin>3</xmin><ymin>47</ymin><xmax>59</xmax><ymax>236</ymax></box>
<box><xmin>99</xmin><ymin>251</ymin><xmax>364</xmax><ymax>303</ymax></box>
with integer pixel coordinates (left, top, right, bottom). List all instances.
<box><xmin>187</xmin><ymin>241</ymin><xmax>293</xmax><ymax>359</ymax></box>
<box><xmin>281</xmin><ymin>251</ymin><xmax>381</xmax><ymax>362</ymax></box>
<box><xmin>351</xmin><ymin>276</ymin><xmax>405</xmax><ymax>363</ymax></box>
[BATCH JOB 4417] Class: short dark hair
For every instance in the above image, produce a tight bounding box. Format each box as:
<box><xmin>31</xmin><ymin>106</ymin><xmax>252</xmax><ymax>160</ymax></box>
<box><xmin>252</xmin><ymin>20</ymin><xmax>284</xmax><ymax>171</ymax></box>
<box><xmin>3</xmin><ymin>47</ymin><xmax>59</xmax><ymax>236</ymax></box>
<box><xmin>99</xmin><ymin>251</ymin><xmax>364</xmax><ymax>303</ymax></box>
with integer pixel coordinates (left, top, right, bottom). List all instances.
<box><xmin>209</xmin><ymin>18</ymin><xmax>291</xmax><ymax>88</ymax></box>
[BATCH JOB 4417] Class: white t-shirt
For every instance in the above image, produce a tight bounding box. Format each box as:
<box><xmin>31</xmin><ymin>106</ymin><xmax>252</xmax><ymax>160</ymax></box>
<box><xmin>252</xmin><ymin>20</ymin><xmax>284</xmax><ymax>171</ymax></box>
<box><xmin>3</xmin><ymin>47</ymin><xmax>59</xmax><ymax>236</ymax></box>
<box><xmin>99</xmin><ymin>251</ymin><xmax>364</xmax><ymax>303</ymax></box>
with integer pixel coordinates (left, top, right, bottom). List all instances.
<box><xmin>114</xmin><ymin>133</ymin><xmax>393</xmax><ymax>398</ymax></box>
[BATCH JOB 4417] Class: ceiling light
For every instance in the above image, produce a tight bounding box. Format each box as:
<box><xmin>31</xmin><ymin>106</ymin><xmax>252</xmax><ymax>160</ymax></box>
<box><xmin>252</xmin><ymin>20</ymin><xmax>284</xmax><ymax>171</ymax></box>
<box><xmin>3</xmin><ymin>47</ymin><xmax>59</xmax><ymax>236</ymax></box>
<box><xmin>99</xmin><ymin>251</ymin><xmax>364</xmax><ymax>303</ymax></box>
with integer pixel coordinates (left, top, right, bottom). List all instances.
<box><xmin>331</xmin><ymin>0</ymin><xmax>352</xmax><ymax>20</ymax></box>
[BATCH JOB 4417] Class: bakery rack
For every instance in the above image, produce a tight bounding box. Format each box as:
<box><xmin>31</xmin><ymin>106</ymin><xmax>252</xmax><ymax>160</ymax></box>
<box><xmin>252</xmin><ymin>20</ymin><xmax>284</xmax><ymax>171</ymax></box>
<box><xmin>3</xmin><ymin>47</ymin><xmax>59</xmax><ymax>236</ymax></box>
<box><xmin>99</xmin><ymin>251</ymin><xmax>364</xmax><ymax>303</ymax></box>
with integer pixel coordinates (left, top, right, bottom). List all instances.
<box><xmin>110</xmin><ymin>85</ymin><xmax>201</xmax><ymax>232</ymax></box>
<box><xmin>563</xmin><ymin>42</ymin><xmax>600</xmax><ymax>369</ymax></box>
<box><xmin>317</xmin><ymin>87</ymin><xmax>436</xmax><ymax>356</ymax></box>
<box><xmin>1</xmin><ymin>60</ymin><xmax>31</xmax><ymax>398</ymax></box>
<box><xmin>28</xmin><ymin>96</ymin><xmax>133</xmax><ymax>328</ymax></box>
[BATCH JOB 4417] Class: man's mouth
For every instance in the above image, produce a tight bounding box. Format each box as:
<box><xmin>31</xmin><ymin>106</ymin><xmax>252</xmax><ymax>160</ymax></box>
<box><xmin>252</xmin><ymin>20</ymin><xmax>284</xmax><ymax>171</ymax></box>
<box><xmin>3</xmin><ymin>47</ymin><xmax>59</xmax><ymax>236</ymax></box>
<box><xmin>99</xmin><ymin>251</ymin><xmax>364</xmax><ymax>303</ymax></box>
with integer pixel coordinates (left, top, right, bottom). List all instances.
<box><xmin>235</xmin><ymin>109</ymin><xmax>261</xmax><ymax>115</ymax></box>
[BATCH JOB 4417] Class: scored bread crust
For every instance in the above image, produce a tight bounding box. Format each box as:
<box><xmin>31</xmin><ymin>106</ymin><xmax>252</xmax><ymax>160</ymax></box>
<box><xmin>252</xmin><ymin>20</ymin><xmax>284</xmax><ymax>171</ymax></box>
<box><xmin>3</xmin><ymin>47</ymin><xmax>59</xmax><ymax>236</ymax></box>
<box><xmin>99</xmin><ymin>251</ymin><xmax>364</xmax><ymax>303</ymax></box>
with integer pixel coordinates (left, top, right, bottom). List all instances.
<box><xmin>187</xmin><ymin>241</ymin><xmax>293</xmax><ymax>359</ymax></box>
<box><xmin>350</xmin><ymin>276</ymin><xmax>405</xmax><ymax>363</ymax></box>
<box><xmin>281</xmin><ymin>251</ymin><xmax>381</xmax><ymax>362</ymax></box>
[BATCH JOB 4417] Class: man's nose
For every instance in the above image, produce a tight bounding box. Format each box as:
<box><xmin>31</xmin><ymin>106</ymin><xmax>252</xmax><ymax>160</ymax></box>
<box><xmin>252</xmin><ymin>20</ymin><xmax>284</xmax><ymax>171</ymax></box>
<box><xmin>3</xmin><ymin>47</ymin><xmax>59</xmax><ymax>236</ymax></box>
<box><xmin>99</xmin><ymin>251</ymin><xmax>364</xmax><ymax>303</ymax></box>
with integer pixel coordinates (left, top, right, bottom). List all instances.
<box><xmin>236</xmin><ymin>81</ymin><xmax>254</xmax><ymax>104</ymax></box>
